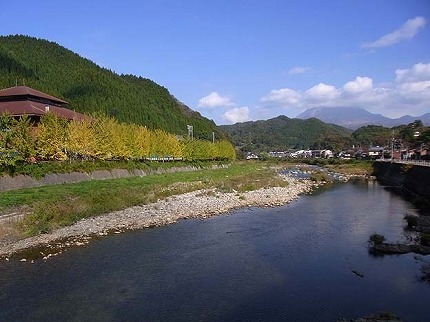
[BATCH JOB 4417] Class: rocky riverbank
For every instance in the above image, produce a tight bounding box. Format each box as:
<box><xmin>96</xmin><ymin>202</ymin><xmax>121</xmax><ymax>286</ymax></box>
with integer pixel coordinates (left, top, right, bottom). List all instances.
<box><xmin>372</xmin><ymin>243</ymin><xmax>430</xmax><ymax>255</ymax></box>
<box><xmin>0</xmin><ymin>175</ymin><xmax>316</xmax><ymax>260</ymax></box>
<box><xmin>339</xmin><ymin>312</ymin><xmax>402</xmax><ymax>322</ymax></box>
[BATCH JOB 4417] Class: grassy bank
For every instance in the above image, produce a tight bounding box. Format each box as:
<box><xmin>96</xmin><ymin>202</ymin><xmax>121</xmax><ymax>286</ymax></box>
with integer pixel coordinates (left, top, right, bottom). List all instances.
<box><xmin>302</xmin><ymin>159</ymin><xmax>373</xmax><ymax>175</ymax></box>
<box><xmin>1</xmin><ymin>159</ymin><xmax>372</xmax><ymax>239</ymax></box>
<box><xmin>1</xmin><ymin>162</ymin><xmax>287</xmax><ymax>237</ymax></box>
<box><xmin>264</xmin><ymin>158</ymin><xmax>373</xmax><ymax>176</ymax></box>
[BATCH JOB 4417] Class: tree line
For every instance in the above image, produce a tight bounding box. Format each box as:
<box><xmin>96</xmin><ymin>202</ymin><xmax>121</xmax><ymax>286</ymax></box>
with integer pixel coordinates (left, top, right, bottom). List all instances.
<box><xmin>0</xmin><ymin>113</ymin><xmax>236</xmax><ymax>167</ymax></box>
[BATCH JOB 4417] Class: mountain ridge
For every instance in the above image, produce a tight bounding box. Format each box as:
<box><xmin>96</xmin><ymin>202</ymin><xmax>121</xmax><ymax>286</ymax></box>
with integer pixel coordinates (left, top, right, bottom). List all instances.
<box><xmin>220</xmin><ymin>115</ymin><xmax>352</xmax><ymax>153</ymax></box>
<box><xmin>296</xmin><ymin>107</ymin><xmax>430</xmax><ymax>129</ymax></box>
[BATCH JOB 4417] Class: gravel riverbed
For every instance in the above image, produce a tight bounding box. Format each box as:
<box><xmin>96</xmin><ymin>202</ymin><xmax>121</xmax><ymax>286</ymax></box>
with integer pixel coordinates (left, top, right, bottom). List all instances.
<box><xmin>0</xmin><ymin>176</ymin><xmax>316</xmax><ymax>259</ymax></box>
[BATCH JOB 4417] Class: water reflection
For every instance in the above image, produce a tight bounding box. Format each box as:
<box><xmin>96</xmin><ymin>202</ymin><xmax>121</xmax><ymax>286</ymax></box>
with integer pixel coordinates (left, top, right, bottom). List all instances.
<box><xmin>1</xmin><ymin>181</ymin><xmax>429</xmax><ymax>322</ymax></box>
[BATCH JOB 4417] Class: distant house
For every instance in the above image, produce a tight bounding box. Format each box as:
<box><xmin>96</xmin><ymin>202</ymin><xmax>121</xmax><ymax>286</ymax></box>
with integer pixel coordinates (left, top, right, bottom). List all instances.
<box><xmin>423</xmin><ymin>148</ymin><xmax>429</xmax><ymax>160</ymax></box>
<box><xmin>246</xmin><ymin>153</ymin><xmax>259</xmax><ymax>160</ymax></box>
<box><xmin>321</xmin><ymin>149</ymin><xmax>333</xmax><ymax>158</ymax></box>
<box><xmin>311</xmin><ymin>150</ymin><xmax>322</xmax><ymax>158</ymax></box>
<box><xmin>0</xmin><ymin>86</ymin><xmax>86</xmax><ymax>123</ymax></box>
<box><xmin>417</xmin><ymin>146</ymin><xmax>429</xmax><ymax>160</ymax></box>
<box><xmin>269</xmin><ymin>151</ymin><xmax>287</xmax><ymax>158</ymax></box>
<box><xmin>338</xmin><ymin>150</ymin><xmax>353</xmax><ymax>159</ymax></box>
<box><xmin>368</xmin><ymin>146</ymin><xmax>384</xmax><ymax>159</ymax></box>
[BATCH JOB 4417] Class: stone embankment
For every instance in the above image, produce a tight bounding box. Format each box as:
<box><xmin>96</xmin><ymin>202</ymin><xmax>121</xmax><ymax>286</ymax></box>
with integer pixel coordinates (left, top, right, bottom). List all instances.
<box><xmin>373</xmin><ymin>161</ymin><xmax>430</xmax><ymax>201</ymax></box>
<box><xmin>0</xmin><ymin>166</ymin><xmax>218</xmax><ymax>192</ymax></box>
<box><xmin>370</xmin><ymin>161</ymin><xmax>430</xmax><ymax>256</ymax></box>
<box><xmin>0</xmin><ymin>175</ymin><xmax>314</xmax><ymax>259</ymax></box>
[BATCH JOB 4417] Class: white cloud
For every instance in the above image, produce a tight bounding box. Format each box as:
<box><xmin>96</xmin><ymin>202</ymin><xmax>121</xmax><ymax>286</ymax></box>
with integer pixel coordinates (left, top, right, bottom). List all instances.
<box><xmin>398</xmin><ymin>81</ymin><xmax>430</xmax><ymax>96</ymax></box>
<box><xmin>197</xmin><ymin>91</ymin><xmax>252</xmax><ymax>124</ymax></box>
<box><xmin>395</xmin><ymin>63</ymin><xmax>430</xmax><ymax>103</ymax></box>
<box><xmin>260</xmin><ymin>88</ymin><xmax>302</xmax><ymax>106</ymax></box>
<box><xmin>343</xmin><ymin>76</ymin><xmax>373</xmax><ymax>94</ymax></box>
<box><xmin>198</xmin><ymin>91</ymin><xmax>235</xmax><ymax>109</ymax></box>
<box><xmin>362</xmin><ymin>16</ymin><xmax>427</xmax><ymax>49</ymax></box>
<box><xmin>395</xmin><ymin>62</ymin><xmax>430</xmax><ymax>83</ymax></box>
<box><xmin>288</xmin><ymin>66</ymin><xmax>310</xmax><ymax>75</ymax></box>
<box><xmin>305</xmin><ymin>83</ymin><xmax>339</xmax><ymax>103</ymax></box>
<box><xmin>222</xmin><ymin>106</ymin><xmax>252</xmax><ymax>124</ymax></box>
<box><xmin>259</xmin><ymin>62</ymin><xmax>430</xmax><ymax>118</ymax></box>
<box><xmin>340</xmin><ymin>76</ymin><xmax>390</xmax><ymax>105</ymax></box>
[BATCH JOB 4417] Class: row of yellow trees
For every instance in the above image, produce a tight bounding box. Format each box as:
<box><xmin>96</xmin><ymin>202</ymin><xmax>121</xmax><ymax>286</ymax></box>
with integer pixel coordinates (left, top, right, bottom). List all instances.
<box><xmin>0</xmin><ymin>113</ymin><xmax>236</xmax><ymax>166</ymax></box>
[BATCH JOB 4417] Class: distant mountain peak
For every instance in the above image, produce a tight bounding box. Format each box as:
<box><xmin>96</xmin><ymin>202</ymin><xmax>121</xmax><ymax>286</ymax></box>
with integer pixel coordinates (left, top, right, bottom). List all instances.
<box><xmin>296</xmin><ymin>107</ymin><xmax>430</xmax><ymax>129</ymax></box>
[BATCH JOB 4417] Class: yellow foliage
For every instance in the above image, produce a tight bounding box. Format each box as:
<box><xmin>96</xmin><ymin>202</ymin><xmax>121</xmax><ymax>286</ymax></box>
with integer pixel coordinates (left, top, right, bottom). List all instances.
<box><xmin>66</xmin><ymin>118</ymin><xmax>98</xmax><ymax>159</ymax></box>
<box><xmin>6</xmin><ymin>111</ymin><xmax>235</xmax><ymax>162</ymax></box>
<box><xmin>149</xmin><ymin>129</ymin><xmax>182</xmax><ymax>158</ymax></box>
<box><xmin>35</xmin><ymin>113</ymin><xmax>68</xmax><ymax>160</ymax></box>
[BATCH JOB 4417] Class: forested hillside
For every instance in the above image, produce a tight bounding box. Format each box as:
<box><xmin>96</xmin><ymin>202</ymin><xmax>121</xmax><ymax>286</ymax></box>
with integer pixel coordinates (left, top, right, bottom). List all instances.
<box><xmin>0</xmin><ymin>35</ymin><xmax>223</xmax><ymax>140</ymax></box>
<box><xmin>221</xmin><ymin>115</ymin><xmax>430</xmax><ymax>154</ymax></box>
<box><xmin>220</xmin><ymin>115</ymin><xmax>352</xmax><ymax>152</ymax></box>
<box><xmin>351</xmin><ymin>121</ymin><xmax>430</xmax><ymax>148</ymax></box>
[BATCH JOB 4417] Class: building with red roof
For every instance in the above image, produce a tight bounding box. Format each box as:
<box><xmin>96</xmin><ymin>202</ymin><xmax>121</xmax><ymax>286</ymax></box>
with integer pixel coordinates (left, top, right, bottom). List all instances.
<box><xmin>0</xmin><ymin>86</ymin><xmax>86</xmax><ymax>122</ymax></box>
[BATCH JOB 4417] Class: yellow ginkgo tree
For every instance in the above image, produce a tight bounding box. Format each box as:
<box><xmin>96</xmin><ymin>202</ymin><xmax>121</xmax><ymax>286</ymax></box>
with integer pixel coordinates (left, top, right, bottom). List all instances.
<box><xmin>35</xmin><ymin>113</ymin><xmax>68</xmax><ymax>160</ymax></box>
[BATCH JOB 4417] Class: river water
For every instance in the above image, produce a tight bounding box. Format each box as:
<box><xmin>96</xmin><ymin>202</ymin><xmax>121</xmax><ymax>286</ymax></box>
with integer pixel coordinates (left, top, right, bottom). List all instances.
<box><xmin>1</xmin><ymin>180</ymin><xmax>429</xmax><ymax>321</ymax></box>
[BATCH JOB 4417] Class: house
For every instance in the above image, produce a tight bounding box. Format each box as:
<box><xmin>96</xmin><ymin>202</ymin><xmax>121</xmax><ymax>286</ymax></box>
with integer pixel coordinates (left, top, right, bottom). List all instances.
<box><xmin>246</xmin><ymin>153</ymin><xmax>259</xmax><ymax>160</ymax></box>
<box><xmin>321</xmin><ymin>149</ymin><xmax>333</xmax><ymax>158</ymax></box>
<box><xmin>269</xmin><ymin>151</ymin><xmax>287</xmax><ymax>158</ymax></box>
<box><xmin>368</xmin><ymin>146</ymin><xmax>384</xmax><ymax>159</ymax></box>
<box><xmin>417</xmin><ymin>146</ymin><xmax>429</xmax><ymax>160</ymax></box>
<box><xmin>0</xmin><ymin>85</ymin><xmax>86</xmax><ymax>123</ymax></box>
<box><xmin>338</xmin><ymin>150</ymin><xmax>353</xmax><ymax>159</ymax></box>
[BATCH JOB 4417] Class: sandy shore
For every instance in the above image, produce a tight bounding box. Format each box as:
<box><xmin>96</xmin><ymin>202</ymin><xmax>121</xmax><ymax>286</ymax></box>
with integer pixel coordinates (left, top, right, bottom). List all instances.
<box><xmin>0</xmin><ymin>175</ymin><xmax>316</xmax><ymax>259</ymax></box>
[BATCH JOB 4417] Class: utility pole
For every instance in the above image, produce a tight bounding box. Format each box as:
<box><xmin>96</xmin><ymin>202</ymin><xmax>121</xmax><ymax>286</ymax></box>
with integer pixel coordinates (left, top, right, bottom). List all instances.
<box><xmin>187</xmin><ymin>125</ymin><xmax>193</xmax><ymax>140</ymax></box>
<box><xmin>212</xmin><ymin>131</ymin><xmax>215</xmax><ymax>143</ymax></box>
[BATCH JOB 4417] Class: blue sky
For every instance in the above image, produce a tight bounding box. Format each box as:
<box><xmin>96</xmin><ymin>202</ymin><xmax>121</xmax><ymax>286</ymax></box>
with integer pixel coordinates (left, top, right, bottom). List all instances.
<box><xmin>1</xmin><ymin>0</ymin><xmax>429</xmax><ymax>124</ymax></box>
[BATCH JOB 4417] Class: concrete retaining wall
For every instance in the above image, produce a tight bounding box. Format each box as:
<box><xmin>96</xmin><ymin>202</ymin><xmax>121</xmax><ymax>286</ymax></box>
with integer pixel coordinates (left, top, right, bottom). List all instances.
<box><xmin>0</xmin><ymin>166</ymin><xmax>209</xmax><ymax>192</ymax></box>
<box><xmin>373</xmin><ymin>161</ymin><xmax>430</xmax><ymax>199</ymax></box>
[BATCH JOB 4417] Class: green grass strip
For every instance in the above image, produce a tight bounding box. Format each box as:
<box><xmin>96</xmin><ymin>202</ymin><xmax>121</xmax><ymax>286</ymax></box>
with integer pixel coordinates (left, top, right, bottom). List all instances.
<box><xmin>0</xmin><ymin>162</ymin><xmax>285</xmax><ymax>236</ymax></box>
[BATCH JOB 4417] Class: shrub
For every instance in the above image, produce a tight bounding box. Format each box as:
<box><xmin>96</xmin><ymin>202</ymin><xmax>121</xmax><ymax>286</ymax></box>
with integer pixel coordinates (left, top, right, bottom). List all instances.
<box><xmin>420</xmin><ymin>233</ymin><xmax>430</xmax><ymax>247</ymax></box>
<box><xmin>404</xmin><ymin>214</ymin><xmax>419</xmax><ymax>228</ymax></box>
<box><xmin>309</xmin><ymin>171</ymin><xmax>331</xmax><ymax>183</ymax></box>
<box><xmin>369</xmin><ymin>233</ymin><xmax>386</xmax><ymax>245</ymax></box>
<box><xmin>243</xmin><ymin>183</ymin><xmax>257</xmax><ymax>191</ymax></box>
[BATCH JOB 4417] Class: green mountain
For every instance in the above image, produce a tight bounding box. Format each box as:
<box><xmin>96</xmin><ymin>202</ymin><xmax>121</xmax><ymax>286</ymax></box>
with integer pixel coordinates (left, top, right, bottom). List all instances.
<box><xmin>220</xmin><ymin>115</ymin><xmax>352</xmax><ymax>152</ymax></box>
<box><xmin>0</xmin><ymin>35</ymin><xmax>224</xmax><ymax>140</ymax></box>
<box><xmin>352</xmin><ymin>121</ymin><xmax>430</xmax><ymax>149</ymax></box>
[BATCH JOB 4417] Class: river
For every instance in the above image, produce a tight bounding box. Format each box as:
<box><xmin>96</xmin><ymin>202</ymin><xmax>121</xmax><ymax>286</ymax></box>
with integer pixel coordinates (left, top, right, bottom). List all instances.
<box><xmin>1</xmin><ymin>180</ymin><xmax>429</xmax><ymax>321</ymax></box>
